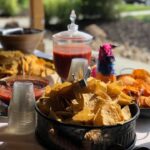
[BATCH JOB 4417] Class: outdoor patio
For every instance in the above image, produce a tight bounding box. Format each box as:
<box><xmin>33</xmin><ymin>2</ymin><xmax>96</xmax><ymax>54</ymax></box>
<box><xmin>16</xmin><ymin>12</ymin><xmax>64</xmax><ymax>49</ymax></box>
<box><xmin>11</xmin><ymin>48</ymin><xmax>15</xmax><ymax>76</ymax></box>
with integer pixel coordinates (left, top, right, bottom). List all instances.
<box><xmin>0</xmin><ymin>0</ymin><xmax>150</xmax><ymax>149</ymax></box>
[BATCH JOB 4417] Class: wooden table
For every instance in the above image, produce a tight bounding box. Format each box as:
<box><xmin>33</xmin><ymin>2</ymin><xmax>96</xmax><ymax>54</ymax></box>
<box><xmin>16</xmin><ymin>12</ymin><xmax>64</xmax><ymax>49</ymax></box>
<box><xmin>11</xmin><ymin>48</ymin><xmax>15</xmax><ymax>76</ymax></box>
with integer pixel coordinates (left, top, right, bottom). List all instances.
<box><xmin>0</xmin><ymin>52</ymin><xmax>150</xmax><ymax>149</ymax></box>
<box><xmin>0</xmin><ymin>116</ymin><xmax>150</xmax><ymax>149</ymax></box>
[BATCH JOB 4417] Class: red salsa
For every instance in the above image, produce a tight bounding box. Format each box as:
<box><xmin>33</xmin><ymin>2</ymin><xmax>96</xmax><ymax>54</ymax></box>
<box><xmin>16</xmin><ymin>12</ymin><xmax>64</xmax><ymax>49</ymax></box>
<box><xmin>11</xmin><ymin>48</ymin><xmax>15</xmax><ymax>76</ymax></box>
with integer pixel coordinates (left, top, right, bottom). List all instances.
<box><xmin>53</xmin><ymin>44</ymin><xmax>91</xmax><ymax>80</ymax></box>
<box><xmin>0</xmin><ymin>78</ymin><xmax>48</xmax><ymax>105</ymax></box>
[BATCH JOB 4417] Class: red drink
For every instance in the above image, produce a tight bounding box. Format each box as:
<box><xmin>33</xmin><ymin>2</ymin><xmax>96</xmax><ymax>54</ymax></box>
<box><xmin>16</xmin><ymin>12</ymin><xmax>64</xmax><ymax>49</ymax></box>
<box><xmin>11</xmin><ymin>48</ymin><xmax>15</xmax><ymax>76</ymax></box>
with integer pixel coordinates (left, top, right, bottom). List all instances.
<box><xmin>53</xmin><ymin>44</ymin><xmax>91</xmax><ymax>80</ymax></box>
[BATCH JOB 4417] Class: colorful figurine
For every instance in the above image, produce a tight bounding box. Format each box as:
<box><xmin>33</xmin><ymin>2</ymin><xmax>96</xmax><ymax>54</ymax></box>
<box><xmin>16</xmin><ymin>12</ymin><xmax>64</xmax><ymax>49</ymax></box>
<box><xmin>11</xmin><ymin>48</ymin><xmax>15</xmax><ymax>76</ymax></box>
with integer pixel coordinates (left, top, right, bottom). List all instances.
<box><xmin>92</xmin><ymin>43</ymin><xmax>116</xmax><ymax>82</ymax></box>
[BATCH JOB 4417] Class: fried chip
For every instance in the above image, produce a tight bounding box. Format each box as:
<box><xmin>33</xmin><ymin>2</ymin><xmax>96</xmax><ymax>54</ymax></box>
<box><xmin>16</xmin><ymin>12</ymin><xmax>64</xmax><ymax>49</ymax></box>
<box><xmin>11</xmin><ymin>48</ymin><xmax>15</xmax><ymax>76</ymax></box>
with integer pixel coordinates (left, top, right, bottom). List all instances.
<box><xmin>0</xmin><ymin>50</ymin><xmax>55</xmax><ymax>77</ymax></box>
<box><xmin>87</xmin><ymin>77</ymin><xmax>107</xmax><ymax>93</ymax></box>
<box><xmin>123</xmin><ymin>85</ymin><xmax>140</xmax><ymax>96</ymax></box>
<box><xmin>45</xmin><ymin>86</ymin><xmax>52</xmax><ymax>96</ymax></box>
<box><xmin>118</xmin><ymin>69</ymin><xmax>150</xmax><ymax>108</ymax></box>
<box><xmin>138</xmin><ymin>96</ymin><xmax>150</xmax><ymax>107</ymax></box>
<box><xmin>136</xmin><ymin>79</ymin><xmax>150</xmax><ymax>96</ymax></box>
<box><xmin>121</xmin><ymin>106</ymin><xmax>131</xmax><ymax>121</ymax></box>
<box><xmin>107</xmin><ymin>81</ymin><xmax>123</xmax><ymax>98</ymax></box>
<box><xmin>118</xmin><ymin>75</ymin><xmax>136</xmax><ymax>85</ymax></box>
<box><xmin>71</xmin><ymin>99</ymin><xmax>81</xmax><ymax>112</ymax></box>
<box><xmin>83</xmin><ymin>93</ymin><xmax>110</xmax><ymax>113</ymax></box>
<box><xmin>144</xmin><ymin>97</ymin><xmax>150</xmax><ymax>107</ymax></box>
<box><xmin>38</xmin><ymin>78</ymin><xmax>132</xmax><ymax>126</ymax></box>
<box><xmin>132</xmin><ymin>69</ymin><xmax>150</xmax><ymax>80</ymax></box>
<box><xmin>117</xmin><ymin>92</ymin><xmax>133</xmax><ymax>105</ymax></box>
<box><xmin>93</xmin><ymin>103</ymin><xmax>124</xmax><ymax>126</ymax></box>
<box><xmin>72</xmin><ymin>108</ymin><xmax>94</xmax><ymax>123</ymax></box>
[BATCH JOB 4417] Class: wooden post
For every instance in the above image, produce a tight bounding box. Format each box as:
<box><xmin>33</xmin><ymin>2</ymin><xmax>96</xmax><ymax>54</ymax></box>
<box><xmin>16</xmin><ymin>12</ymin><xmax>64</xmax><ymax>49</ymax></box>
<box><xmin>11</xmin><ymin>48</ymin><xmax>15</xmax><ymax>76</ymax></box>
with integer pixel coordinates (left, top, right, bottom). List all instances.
<box><xmin>30</xmin><ymin>0</ymin><xmax>45</xmax><ymax>51</ymax></box>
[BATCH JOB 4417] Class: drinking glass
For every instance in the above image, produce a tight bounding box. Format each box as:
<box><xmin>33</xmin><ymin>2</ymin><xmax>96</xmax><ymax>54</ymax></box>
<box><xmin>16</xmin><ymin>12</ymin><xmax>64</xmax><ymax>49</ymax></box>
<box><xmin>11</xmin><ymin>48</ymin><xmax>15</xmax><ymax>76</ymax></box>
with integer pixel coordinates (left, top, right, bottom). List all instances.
<box><xmin>8</xmin><ymin>81</ymin><xmax>36</xmax><ymax>135</ymax></box>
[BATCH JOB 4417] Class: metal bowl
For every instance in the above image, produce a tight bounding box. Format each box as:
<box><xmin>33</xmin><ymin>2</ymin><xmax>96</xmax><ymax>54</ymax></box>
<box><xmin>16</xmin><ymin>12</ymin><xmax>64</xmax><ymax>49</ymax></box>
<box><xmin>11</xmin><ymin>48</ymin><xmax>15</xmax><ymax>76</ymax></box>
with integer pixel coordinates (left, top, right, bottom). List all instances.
<box><xmin>35</xmin><ymin>103</ymin><xmax>140</xmax><ymax>150</ymax></box>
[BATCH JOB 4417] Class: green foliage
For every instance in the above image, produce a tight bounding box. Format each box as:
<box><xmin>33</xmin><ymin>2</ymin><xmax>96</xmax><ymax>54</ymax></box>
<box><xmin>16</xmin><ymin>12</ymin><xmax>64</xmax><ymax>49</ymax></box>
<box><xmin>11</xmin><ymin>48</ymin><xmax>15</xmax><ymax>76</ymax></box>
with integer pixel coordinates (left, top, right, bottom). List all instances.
<box><xmin>44</xmin><ymin>0</ymin><xmax>122</xmax><ymax>25</ymax></box>
<box><xmin>124</xmin><ymin>15</ymin><xmax>150</xmax><ymax>23</ymax></box>
<box><xmin>0</xmin><ymin>0</ymin><xmax>20</xmax><ymax>16</ymax></box>
<box><xmin>80</xmin><ymin>0</ymin><xmax>121</xmax><ymax>20</ymax></box>
<box><xmin>119</xmin><ymin>3</ymin><xmax>150</xmax><ymax>12</ymax></box>
<box><xmin>18</xmin><ymin>0</ymin><xmax>29</xmax><ymax>9</ymax></box>
<box><xmin>44</xmin><ymin>0</ymin><xmax>80</xmax><ymax>25</ymax></box>
<box><xmin>0</xmin><ymin>0</ymin><xmax>122</xmax><ymax>23</ymax></box>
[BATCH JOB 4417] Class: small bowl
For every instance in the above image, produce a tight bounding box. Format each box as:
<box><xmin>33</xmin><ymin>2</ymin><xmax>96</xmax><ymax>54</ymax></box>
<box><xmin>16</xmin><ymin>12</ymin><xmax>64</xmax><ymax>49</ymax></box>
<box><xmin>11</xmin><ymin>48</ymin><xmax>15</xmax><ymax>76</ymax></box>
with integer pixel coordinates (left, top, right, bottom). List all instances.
<box><xmin>0</xmin><ymin>28</ymin><xmax>44</xmax><ymax>53</ymax></box>
<box><xmin>0</xmin><ymin>75</ymin><xmax>52</xmax><ymax>105</ymax></box>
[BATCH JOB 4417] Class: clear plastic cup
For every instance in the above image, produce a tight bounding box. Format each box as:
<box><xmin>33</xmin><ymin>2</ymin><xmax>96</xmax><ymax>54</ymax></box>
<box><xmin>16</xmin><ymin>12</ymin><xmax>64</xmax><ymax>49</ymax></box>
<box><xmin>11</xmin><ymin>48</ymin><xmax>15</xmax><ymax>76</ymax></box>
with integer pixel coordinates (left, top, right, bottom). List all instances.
<box><xmin>67</xmin><ymin>58</ymin><xmax>88</xmax><ymax>81</ymax></box>
<box><xmin>8</xmin><ymin>81</ymin><xmax>36</xmax><ymax>135</ymax></box>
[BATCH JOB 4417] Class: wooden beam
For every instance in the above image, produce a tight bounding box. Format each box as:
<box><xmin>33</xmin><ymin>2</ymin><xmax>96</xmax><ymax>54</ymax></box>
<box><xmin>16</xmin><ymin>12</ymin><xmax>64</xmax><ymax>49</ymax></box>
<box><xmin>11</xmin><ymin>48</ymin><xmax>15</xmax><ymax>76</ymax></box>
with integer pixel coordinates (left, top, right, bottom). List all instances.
<box><xmin>30</xmin><ymin>0</ymin><xmax>45</xmax><ymax>51</ymax></box>
<box><xmin>30</xmin><ymin>0</ymin><xmax>44</xmax><ymax>29</ymax></box>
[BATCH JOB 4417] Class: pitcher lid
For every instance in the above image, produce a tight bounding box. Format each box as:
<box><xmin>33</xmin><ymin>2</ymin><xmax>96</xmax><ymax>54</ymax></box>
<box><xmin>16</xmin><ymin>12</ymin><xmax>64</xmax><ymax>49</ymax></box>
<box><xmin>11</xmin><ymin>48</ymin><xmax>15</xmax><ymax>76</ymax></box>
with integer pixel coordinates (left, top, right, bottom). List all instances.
<box><xmin>52</xmin><ymin>10</ymin><xmax>93</xmax><ymax>42</ymax></box>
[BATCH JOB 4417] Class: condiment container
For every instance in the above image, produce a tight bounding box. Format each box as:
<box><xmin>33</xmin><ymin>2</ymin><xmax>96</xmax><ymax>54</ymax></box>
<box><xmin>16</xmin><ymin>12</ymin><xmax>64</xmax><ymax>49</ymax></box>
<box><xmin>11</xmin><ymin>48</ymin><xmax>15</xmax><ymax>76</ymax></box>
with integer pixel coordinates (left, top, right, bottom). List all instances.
<box><xmin>52</xmin><ymin>10</ymin><xmax>93</xmax><ymax>80</ymax></box>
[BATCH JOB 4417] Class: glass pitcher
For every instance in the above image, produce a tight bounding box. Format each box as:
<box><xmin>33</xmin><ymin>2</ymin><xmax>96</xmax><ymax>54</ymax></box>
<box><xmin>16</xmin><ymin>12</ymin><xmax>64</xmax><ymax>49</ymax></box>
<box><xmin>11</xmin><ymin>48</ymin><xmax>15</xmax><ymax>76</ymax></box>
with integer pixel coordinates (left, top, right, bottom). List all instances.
<box><xmin>52</xmin><ymin>10</ymin><xmax>93</xmax><ymax>80</ymax></box>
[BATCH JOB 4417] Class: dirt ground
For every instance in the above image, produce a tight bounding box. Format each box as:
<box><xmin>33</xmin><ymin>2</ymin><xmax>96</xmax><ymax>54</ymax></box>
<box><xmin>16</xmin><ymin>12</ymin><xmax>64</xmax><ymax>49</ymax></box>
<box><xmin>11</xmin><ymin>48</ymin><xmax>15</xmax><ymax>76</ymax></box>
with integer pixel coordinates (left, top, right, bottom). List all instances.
<box><xmin>81</xmin><ymin>19</ymin><xmax>150</xmax><ymax>64</ymax></box>
<box><xmin>100</xmin><ymin>19</ymin><xmax>150</xmax><ymax>50</ymax></box>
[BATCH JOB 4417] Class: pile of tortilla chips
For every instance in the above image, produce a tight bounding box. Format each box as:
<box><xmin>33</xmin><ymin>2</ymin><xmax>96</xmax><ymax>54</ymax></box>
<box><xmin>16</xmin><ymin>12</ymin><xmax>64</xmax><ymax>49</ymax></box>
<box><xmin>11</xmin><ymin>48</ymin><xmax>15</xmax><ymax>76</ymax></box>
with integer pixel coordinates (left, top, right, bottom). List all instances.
<box><xmin>0</xmin><ymin>50</ymin><xmax>55</xmax><ymax>78</ymax></box>
<box><xmin>118</xmin><ymin>69</ymin><xmax>150</xmax><ymax>108</ymax></box>
<box><xmin>37</xmin><ymin>77</ymin><xmax>133</xmax><ymax>126</ymax></box>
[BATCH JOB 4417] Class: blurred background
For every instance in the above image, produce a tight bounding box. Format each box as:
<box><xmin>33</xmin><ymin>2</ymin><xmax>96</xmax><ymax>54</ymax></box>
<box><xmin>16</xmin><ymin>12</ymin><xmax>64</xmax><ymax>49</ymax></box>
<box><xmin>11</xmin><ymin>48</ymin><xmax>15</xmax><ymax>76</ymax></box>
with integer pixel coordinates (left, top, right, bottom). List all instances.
<box><xmin>0</xmin><ymin>0</ymin><xmax>150</xmax><ymax>64</ymax></box>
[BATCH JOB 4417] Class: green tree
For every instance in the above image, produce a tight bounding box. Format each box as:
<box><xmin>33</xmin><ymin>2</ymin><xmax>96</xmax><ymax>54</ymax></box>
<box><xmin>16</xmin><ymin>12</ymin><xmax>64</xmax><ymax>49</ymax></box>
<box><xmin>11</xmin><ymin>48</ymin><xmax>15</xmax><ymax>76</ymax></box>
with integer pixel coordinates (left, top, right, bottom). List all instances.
<box><xmin>44</xmin><ymin>0</ymin><xmax>121</xmax><ymax>26</ymax></box>
<box><xmin>18</xmin><ymin>0</ymin><xmax>29</xmax><ymax>9</ymax></box>
<box><xmin>44</xmin><ymin>0</ymin><xmax>80</xmax><ymax>25</ymax></box>
<box><xmin>0</xmin><ymin>0</ymin><xmax>20</xmax><ymax>16</ymax></box>
<box><xmin>80</xmin><ymin>0</ymin><xmax>121</xmax><ymax>20</ymax></box>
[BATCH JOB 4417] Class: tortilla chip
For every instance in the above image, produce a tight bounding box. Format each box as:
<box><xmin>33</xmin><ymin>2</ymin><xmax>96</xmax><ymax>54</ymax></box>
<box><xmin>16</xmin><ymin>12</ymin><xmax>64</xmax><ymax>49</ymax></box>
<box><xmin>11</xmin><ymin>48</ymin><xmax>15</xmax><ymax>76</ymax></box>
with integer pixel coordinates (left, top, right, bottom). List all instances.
<box><xmin>132</xmin><ymin>69</ymin><xmax>150</xmax><ymax>80</ymax></box>
<box><xmin>72</xmin><ymin>108</ymin><xmax>94</xmax><ymax>123</ymax></box>
<box><xmin>118</xmin><ymin>75</ymin><xmax>136</xmax><ymax>85</ymax></box>
<box><xmin>94</xmin><ymin>103</ymin><xmax>124</xmax><ymax>126</ymax></box>
<box><xmin>121</xmin><ymin>106</ymin><xmax>131</xmax><ymax>121</ymax></box>
<box><xmin>117</xmin><ymin>92</ymin><xmax>133</xmax><ymax>105</ymax></box>
<box><xmin>107</xmin><ymin>81</ymin><xmax>123</xmax><ymax>98</ymax></box>
<box><xmin>87</xmin><ymin>77</ymin><xmax>107</xmax><ymax>93</ymax></box>
<box><xmin>138</xmin><ymin>96</ymin><xmax>150</xmax><ymax>107</ymax></box>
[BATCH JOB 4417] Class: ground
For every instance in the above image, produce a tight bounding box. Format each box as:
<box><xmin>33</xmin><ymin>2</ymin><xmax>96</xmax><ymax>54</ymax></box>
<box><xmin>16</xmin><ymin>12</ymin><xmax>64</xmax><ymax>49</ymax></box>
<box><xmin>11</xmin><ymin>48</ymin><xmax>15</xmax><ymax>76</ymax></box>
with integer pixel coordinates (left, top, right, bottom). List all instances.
<box><xmin>100</xmin><ymin>19</ymin><xmax>150</xmax><ymax>50</ymax></box>
<box><xmin>78</xmin><ymin>18</ymin><xmax>150</xmax><ymax>64</ymax></box>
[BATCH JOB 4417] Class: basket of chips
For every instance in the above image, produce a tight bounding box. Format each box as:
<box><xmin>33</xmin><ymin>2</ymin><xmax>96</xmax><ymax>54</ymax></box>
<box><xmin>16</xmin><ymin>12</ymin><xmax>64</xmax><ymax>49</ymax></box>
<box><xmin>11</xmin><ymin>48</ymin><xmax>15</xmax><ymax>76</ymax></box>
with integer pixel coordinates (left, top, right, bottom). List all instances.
<box><xmin>35</xmin><ymin>77</ymin><xmax>140</xmax><ymax>150</ymax></box>
<box><xmin>117</xmin><ymin>68</ymin><xmax>150</xmax><ymax>117</ymax></box>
